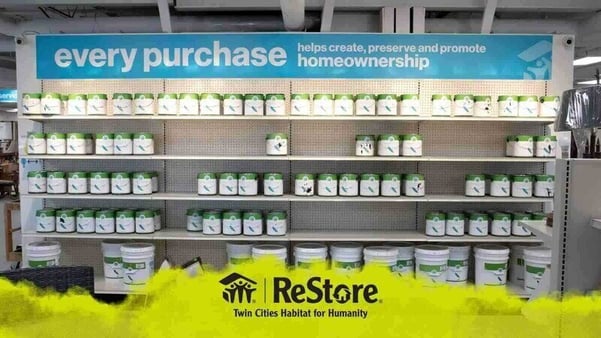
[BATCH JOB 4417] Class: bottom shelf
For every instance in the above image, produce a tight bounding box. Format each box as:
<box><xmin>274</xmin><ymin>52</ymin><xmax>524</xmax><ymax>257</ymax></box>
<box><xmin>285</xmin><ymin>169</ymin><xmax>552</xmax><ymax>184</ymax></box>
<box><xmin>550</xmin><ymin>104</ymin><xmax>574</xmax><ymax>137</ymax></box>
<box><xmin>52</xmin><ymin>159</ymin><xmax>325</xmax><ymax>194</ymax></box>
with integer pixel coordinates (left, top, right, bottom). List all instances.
<box><xmin>94</xmin><ymin>275</ymin><xmax>529</xmax><ymax>298</ymax></box>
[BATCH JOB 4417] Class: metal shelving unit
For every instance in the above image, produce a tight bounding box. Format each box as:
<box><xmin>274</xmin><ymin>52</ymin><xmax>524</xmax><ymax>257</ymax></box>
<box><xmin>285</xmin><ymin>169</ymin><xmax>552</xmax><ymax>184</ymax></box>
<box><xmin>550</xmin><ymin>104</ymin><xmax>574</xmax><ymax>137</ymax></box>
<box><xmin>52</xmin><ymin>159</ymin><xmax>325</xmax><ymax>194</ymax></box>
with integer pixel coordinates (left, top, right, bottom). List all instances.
<box><xmin>17</xmin><ymin>35</ymin><xmax>575</xmax><ymax>297</ymax></box>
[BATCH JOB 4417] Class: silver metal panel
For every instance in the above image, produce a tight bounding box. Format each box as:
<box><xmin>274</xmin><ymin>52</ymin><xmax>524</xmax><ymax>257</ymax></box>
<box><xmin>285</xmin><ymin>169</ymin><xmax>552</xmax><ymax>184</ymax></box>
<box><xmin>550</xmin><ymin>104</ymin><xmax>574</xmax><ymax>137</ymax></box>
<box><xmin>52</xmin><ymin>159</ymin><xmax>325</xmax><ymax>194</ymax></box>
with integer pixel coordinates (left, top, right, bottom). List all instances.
<box><xmin>559</xmin><ymin>160</ymin><xmax>601</xmax><ymax>293</ymax></box>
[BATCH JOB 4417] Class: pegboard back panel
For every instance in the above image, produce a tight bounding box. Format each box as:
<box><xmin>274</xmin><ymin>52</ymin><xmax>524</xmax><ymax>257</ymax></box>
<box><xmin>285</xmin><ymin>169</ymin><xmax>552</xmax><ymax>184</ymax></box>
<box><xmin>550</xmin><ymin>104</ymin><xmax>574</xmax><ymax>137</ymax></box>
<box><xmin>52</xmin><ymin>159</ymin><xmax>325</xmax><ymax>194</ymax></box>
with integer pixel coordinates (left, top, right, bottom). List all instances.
<box><xmin>166</xmin><ymin>200</ymin><xmax>289</xmax><ymax>230</ymax></box>
<box><xmin>291</xmin><ymin>80</ymin><xmax>418</xmax><ymax>96</ymax></box>
<box><xmin>164</xmin><ymin>120</ymin><xmax>288</xmax><ymax>156</ymax></box>
<box><xmin>42</xmin><ymin>80</ymin><xmax>165</xmax><ymax>115</ymax></box>
<box><xmin>166</xmin><ymin>160</ymin><xmax>290</xmax><ymax>193</ymax></box>
<box><xmin>44</xmin><ymin>120</ymin><xmax>165</xmax><ymax>154</ymax></box>
<box><xmin>417</xmin><ymin>202</ymin><xmax>542</xmax><ymax>230</ymax></box>
<box><xmin>291</xmin><ymin>202</ymin><xmax>417</xmax><ymax>231</ymax></box>
<box><xmin>420</xmin><ymin>121</ymin><xmax>544</xmax><ymax>157</ymax></box>
<box><xmin>291</xmin><ymin>162</ymin><xmax>417</xmax><ymax>177</ymax></box>
<box><xmin>419</xmin><ymin>80</ymin><xmax>546</xmax><ymax>116</ymax></box>
<box><xmin>291</xmin><ymin>121</ymin><xmax>417</xmax><ymax>156</ymax></box>
<box><xmin>166</xmin><ymin>79</ymin><xmax>291</xmax><ymax>114</ymax></box>
<box><xmin>420</xmin><ymin>162</ymin><xmax>543</xmax><ymax>195</ymax></box>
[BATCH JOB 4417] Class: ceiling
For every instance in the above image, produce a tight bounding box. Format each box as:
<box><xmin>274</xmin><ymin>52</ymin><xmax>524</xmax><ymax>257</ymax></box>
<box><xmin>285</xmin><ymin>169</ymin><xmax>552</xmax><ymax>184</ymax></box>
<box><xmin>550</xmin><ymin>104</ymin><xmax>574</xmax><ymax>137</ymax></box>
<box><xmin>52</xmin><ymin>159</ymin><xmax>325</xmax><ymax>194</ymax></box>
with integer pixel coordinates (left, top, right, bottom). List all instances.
<box><xmin>0</xmin><ymin>0</ymin><xmax>599</xmax><ymax>85</ymax></box>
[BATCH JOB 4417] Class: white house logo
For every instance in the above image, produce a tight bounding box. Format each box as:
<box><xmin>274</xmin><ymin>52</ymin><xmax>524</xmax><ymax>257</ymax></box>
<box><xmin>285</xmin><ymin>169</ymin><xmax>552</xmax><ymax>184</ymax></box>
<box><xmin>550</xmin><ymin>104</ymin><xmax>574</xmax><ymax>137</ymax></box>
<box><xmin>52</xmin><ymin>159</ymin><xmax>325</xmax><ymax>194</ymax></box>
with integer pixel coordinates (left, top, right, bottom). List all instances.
<box><xmin>219</xmin><ymin>273</ymin><xmax>257</xmax><ymax>303</ymax></box>
<box><xmin>517</xmin><ymin>40</ymin><xmax>552</xmax><ymax>80</ymax></box>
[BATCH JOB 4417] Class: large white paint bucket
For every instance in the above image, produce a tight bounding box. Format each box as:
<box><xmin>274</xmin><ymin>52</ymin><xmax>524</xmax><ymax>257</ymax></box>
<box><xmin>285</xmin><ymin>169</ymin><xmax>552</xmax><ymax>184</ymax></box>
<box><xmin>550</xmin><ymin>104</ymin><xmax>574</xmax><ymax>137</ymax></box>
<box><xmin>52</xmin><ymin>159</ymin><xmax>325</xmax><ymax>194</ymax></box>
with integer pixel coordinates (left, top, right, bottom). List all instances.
<box><xmin>474</xmin><ymin>244</ymin><xmax>510</xmax><ymax>287</ymax></box>
<box><xmin>523</xmin><ymin>247</ymin><xmax>552</xmax><ymax>294</ymax></box>
<box><xmin>226</xmin><ymin>242</ymin><xmax>253</xmax><ymax>265</ymax></box>
<box><xmin>252</xmin><ymin>244</ymin><xmax>287</xmax><ymax>264</ymax></box>
<box><xmin>121</xmin><ymin>243</ymin><xmax>155</xmax><ymax>286</ymax></box>
<box><xmin>27</xmin><ymin>241</ymin><xmax>61</xmax><ymax>268</ymax></box>
<box><xmin>294</xmin><ymin>243</ymin><xmax>328</xmax><ymax>269</ymax></box>
<box><xmin>330</xmin><ymin>242</ymin><xmax>363</xmax><ymax>272</ymax></box>
<box><xmin>414</xmin><ymin>245</ymin><xmax>449</xmax><ymax>285</ymax></box>
<box><xmin>446</xmin><ymin>244</ymin><xmax>470</xmax><ymax>285</ymax></box>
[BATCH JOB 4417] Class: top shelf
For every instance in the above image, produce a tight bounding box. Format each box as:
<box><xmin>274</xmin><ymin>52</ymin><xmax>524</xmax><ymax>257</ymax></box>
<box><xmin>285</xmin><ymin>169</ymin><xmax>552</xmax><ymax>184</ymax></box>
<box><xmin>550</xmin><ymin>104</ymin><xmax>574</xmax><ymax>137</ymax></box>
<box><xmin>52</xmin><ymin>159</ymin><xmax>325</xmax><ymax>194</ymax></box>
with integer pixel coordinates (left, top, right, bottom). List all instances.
<box><xmin>18</xmin><ymin>115</ymin><xmax>556</xmax><ymax>123</ymax></box>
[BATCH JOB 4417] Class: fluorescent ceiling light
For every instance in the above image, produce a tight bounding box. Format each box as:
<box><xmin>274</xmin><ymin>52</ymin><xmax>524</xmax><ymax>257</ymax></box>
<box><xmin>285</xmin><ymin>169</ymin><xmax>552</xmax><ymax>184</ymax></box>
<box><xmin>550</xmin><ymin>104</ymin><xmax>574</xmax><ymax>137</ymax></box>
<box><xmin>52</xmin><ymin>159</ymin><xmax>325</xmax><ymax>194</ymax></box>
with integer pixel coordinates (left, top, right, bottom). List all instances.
<box><xmin>574</xmin><ymin>56</ymin><xmax>601</xmax><ymax>66</ymax></box>
<box><xmin>576</xmin><ymin>79</ymin><xmax>600</xmax><ymax>85</ymax></box>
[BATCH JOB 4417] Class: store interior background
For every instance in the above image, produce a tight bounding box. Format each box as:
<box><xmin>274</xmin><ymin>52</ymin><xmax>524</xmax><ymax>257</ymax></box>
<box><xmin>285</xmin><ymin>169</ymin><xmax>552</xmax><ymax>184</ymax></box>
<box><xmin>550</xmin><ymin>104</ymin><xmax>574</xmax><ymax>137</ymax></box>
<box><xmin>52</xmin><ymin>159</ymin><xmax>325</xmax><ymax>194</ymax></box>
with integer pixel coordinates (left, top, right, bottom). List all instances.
<box><xmin>0</xmin><ymin>0</ymin><xmax>601</xmax><ymax>271</ymax></box>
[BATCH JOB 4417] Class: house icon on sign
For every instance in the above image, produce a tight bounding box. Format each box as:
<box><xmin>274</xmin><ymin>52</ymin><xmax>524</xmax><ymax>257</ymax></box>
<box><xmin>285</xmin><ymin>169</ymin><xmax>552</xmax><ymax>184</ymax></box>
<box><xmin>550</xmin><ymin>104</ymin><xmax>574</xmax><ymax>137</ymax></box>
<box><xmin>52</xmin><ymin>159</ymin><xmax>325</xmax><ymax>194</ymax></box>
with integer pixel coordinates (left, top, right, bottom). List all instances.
<box><xmin>219</xmin><ymin>272</ymin><xmax>257</xmax><ymax>303</ymax></box>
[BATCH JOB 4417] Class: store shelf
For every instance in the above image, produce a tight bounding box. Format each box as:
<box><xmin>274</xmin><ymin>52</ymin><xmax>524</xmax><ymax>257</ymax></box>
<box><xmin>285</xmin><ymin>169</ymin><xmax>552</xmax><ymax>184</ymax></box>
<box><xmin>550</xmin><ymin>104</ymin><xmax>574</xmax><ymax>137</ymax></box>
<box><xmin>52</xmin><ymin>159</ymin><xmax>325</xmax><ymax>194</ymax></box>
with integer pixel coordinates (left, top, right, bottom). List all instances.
<box><xmin>591</xmin><ymin>219</ymin><xmax>601</xmax><ymax>230</ymax></box>
<box><xmin>23</xmin><ymin>229</ymin><xmax>288</xmax><ymax>241</ymax></box>
<box><xmin>94</xmin><ymin>276</ymin><xmax>145</xmax><ymax>295</ymax></box>
<box><xmin>519</xmin><ymin>221</ymin><xmax>553</xmax><ymax>247</ymax></box>
<box><xmin>289</xmin><ymin>230</ymin><xmax>542</xmax><ymax>243</ymax></box>
<box><xmin>21</xmin><ymin>154</ymin><xmax>554</xmax><ymax>162</ymax></box>
<box><xmin>21</xmin><ymin>193</ymin><xmax>552</xmax><ymax>203</ymax></box>
<box><xmin>19</xmin><ymin>114</ymin><xmax>555</xmax><ymax>123</ymax></box>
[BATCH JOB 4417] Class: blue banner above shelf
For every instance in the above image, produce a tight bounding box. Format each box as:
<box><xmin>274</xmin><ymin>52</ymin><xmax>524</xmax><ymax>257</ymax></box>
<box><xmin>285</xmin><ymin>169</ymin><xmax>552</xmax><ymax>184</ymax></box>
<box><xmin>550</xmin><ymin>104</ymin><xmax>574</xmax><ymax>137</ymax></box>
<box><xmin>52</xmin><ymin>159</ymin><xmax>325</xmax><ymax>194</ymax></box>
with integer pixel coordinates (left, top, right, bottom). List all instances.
<box><xmin>36</xmin><ymin>33</ymin><xmax>552</xmax><ymax>80</ymax></box>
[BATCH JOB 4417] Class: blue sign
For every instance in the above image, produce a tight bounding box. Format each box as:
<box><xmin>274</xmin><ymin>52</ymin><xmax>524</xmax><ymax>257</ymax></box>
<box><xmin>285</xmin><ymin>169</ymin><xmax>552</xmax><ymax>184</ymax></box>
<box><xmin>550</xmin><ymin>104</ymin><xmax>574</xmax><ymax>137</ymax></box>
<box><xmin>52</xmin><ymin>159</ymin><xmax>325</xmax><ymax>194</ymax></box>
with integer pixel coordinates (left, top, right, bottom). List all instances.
<box><xmin>36</xmin><ymin>33</ymin><xmax>552</xmax><ymax>80</ymax></box>
<box><xmin>0</xmin><ymin>89</ymin><xmax>17</xmax><ymax>103</ymax></box>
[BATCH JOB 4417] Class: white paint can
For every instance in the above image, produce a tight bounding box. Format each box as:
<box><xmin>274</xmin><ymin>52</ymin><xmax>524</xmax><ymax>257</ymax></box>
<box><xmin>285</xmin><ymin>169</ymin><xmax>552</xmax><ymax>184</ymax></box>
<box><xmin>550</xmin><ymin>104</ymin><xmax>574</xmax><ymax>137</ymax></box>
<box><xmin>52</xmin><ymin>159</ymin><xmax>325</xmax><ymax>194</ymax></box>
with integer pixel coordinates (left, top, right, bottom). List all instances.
<box><xmin>355</xmin><ymin>94</ymin><xmax>376</xmax><ymax>115</ymax></box>
<box><xmin>473</xmin><ymin>96</ymin><xmax>493</xmax><ymax>117</ymax></box>
<box><xmin>243</xmin><ymin>211</ymin><xmax>263</xmax><ymax>236</ymax></box>
<box><xmin>290</xmin><ymin>93</ymin><xmax>311</xmax><ymax>115</ymax></box>
<box><xmin>265</xmin><ymin>94</ymin><xmax>286</xmax><ymax>115</ymax></box>
<box><xmin>238</xmin><ymin>173</ymin><xmax>259</xmax><ymax>196</ymax></box>
<box><xmin>219</xmin><ymin>173</ymin><xmax>238</xmax><ymax>195</ymax></box>
<box><xmin>111</xmin><ymin>172</ymin><xmax>131</xmax><ymax>194</ymax></box>
<box><xmin>511</xmin><ymin>213</ymin><xmax>532</xmax><ymax>236</ymax></box>
<box><xmin>403</xmin><ymin>174</ymin><xmax>425</xmax><ymax>197</ymax></box>
<box><xmin>223</xmin><ymin>94</ymin><xmax>243</xmax><ymax>115</ymax></box>
<box><xmin>22</xmin><ymin>93</ymin><xmax>41</xmax><ymax>115</ymax></box>
<box><xmin>317</xmin><ymin>173</ymin><xmax>338</xmax><ymax>196</ymax></box>
<box><xmin>90</xmin><ymin>171</ymin><xmax>110</xmax><ymax>194</ymax></box>
<box><xmin>453</xmin><ymin>94</ymin><xmax>474</xmax><ymax>116</ymax></box>
<box><xmin>157</xmin><ymin>93</ymin><xmax>178</xmax><ymax>115</ymax></box>
<box><xmin>489</xmin><ymin>174</ymin><xmax>510</xmax><ymax>197</ymax></box>
<box><xmin>266</xmin><ymin>133</ymin><xmax>288</xmax><ymax>155</ymax></box>
<box><xmin>295</xmin><ymin>173</ymin><xmax>314</xmax><ymax>196</ymax></box>
<box><xmin>534</xmin><ymin>135</ymin><xmax>557</xmax><ymax>158</ymax></box>
<box><xmin>67</xmin><ymin>171</ymin><xmax>88</xmax><ymax>194</ymax></box>
<box><xmin>200</xmin><ymin>93</ymin><xmax>222</xmax><ymax>115</ymax></box>
<box><xmin>401</xmin><ymin>134</ymin><xmax>422</xmax><ymax>156</ymax></box>
<box><xmin>338</xmin><ymin>173</ymin><xmax>359</xmax><ymax>196</ymax></box>
<box><xmin>36</xmin><ymin>208</ymin><xmax>55</xmax><ymax>232</ymax></box>
<box><xmin>376</xmin><ymin>94</ymin><xmax>397</xmax><ymax>116</ymax></box>
<box><xmin>514</xmin><ymin>135</ymin><xmax>534</xmax><ymax>157</ymax></box>
<box><xmin>67</xmin><ymin>94</ymin><xmax>87</xmax><ymax>115</ymax></box>
<box><xmin>539</xmin><ymin>96</ymin><xmax>560</xmax><ymax>117</ymax></box>
<box><xmin>534</xmin><ymin>175</ymin><xmax>554</xmax><ymax>197</ymax></box>
<box><xmin>186</xmin><ymin>209</ymin><xmax>203</xmax><ymax>232</ymax></box>
<box><xmin>40</xmin><ymin>93</ymin><xmax>61</xmax><ymax>115</ymax></box>
<box><xmin>313</xmin><ymin>94</ymin><xmax>334</xmax><ymax>115</ymax></box>
<box><xmin>498</xmin><ymin>95</ymin><xmax>518</xmax><ymax>117</ymax></box>
<box><xmin>447</xmin><ymin>244</ymin><xmax>470</xmax><ymax>285</ymax></box>
<box><xmin>381</xmin><ymin>173</ymin><xmax>401</xmax><ymax>197</ymax></box>
<box><xmin>114</xmin><ymin>132</ymin><xmax>133</xmax><ymax>155</ymax></box>
<box><xmin>134</xmin><ymin>93</ymin><xmax>155</xmax><ymax>115</ymax></box>
<box><xmin>112</xmin><ymin>93</ymin><xmax>133</xmax><ymax>115</ymax></box>
<box><xmin>222</xmin><ymin>211</ymin><xmax>242</xmax><ymax>235</ymax></box>
<box><xmin>27</xmin><ymin>132</ymin><xmax>46</xmax><ymax>154</ymax></box>
<box><xmin>179</xmin><ymin>93</ymin><xmax>202</xmax><ymax>115</ymax></box>
<box><xmin>244</xmin><ymin>94</ymin><xmax>264</xmax><ymax>115</ymax></box>
<box><xmin>355</xmin><ymin>135</ymin><xmax>375</xmax><ymax>156</ymax></box>
<box><xmin>360</xmin><ymin>173</ymin><xmax>380</xmax><ymax>196</ymax></box>
<box><xmin>101</xmin><ymin>240</ymin><xmax>124</xmax><ymax>280</ymax></box>
<box><xmin>468</xmin><ymin>212</ymin><xmax>489</xmax><ymax>236</ymax></box>
<box><xmin>87</xmin><ymin>94</ymin><xmax>107</xmax><ymax>115</ymax></box>
<box><xmin>294</xmin><ymin>243</ymin><xmax>328</xmax><ymax>269</ymax></box>
<box><xmin>490</xmin><ymin>212</ymin><xmax>512</xmax><ymax>237</ymax></box>
<box><xmin>28</xmin><ymin>170</ymin><xmax>47</xmax><ymax>193</ymax></box>
<box><xmin>27</xmin><ymin>241</ymin><xmax>61</xmax><ymax>268</ymax></box>
<box><xmin>47</xmin><ymin>171</ymin><xmax>66</xmax><ymax>194</ymax></box>
<box><xmin>133</xmin><ymin>172</ymin><xmax>153</xmax><ymax>195</ymax></box>
<box><xmin>116</xmin><ymin>210</ymin><xmax>135</xmax><ymax>234</ymax></box>
<box><xmin>511</xmin><ymin>175</ymin><xmax>533</xmax><ymax>198</ymax></box>
<box><xmin>135</xmin><ymin>210</ymin><xmax>155</xmax><ymax>234</ymax></box>
<box><xmin>46</xmin><ymin>132</ymin><xmax>66</xmax><ymax>154</ymax></box>
<box><xmin>334</xmin><ymin>94</ymin><xmax>354</xmax><ymax>115</ymax></box>
<box><xmin>95</xmin><ymin>133</ymin><xmax>114</xmax><ymax>155</ymax></box>
<box><xmin>66</xmin><ymin>133</ymin><xmax>86</xmax><ymax>154</ymax></box>
<box><xmin>95</xmin><ymin>210</ymin><xmax>116</xmax><ymax>233</ymax></box>
<box><xmin>266</xmin><ymin>211</ymin><xmax>287</xmax><ymax>236</ymax></box>
<box><xmin>465</xmin><ymin>174</ymin><xmax>486</xmax><ymax>196</ymax></box>
<box><xmin>431</xmin><ymin>94</ymin><xmax>452</xmax><ymax>116</ymax></box>
<box><xmin>518</xmin><ymin>95</ymin><xmax>539</xmax><ymax>117</ymax></box>
<box><xmin>445</xmin><ymin>212</ymin><xmax>465</xmax><ymax>236</ymax></box>
<box><xmin>263</xmin><ymin>173</ymin><xmax>284</xmax><ymax>196</ymax></box>
<box><xmin>203</xmin><ymin>210</ymin><xmax>222</xmax><ymax>235</ymax></box>
<box><xmin>197</xmin><ymin>172</ymin><xmax>217</xmax><ymax>195</ymax></box>
<box><xmin>425</xmin><ymin>211</ymin><xmax>445</xmax><ymax>237</ymax></box>
<box><xmin>133</xmin><ymin>132</ymin><xmax>154</xmax><ymax>155</ymax></box>
<box><xmin>377</xmin><ymin>134</ymin><xmax>400</xmax><ymax>156</ymax></box>
<box><xmin>399</xmin><ymin>94</ymin><xmax>420</xmax><ymax>116</ymax></box>
<box><xmin>76</xmin><ymin>209</ymin><xmax>95</xmax><ymax>233</ymax></box>
<box><xmin>330</xmin><ymin>242</ymin><xmax>363</xmax><ymax>272</ymax></box>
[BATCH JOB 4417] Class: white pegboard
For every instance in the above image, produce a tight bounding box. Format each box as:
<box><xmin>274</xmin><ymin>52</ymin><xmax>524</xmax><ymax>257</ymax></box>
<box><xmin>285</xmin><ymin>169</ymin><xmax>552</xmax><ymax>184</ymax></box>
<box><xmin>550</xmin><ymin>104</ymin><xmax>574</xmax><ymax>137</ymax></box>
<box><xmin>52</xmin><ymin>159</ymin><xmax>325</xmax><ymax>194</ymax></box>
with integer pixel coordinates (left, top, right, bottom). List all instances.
<box><xmin>42</xmin><ymin>80</ymin><xmax>164</xmax><ymax>115</ymax></box>
<box><xmin>165</xmin><ymin>120</ymin><xmax>289</xmax><ymax>156</ymax></box>
<box><xmin>291</xmin><ymin>120</ymin><xmax>417</xmax><ymax>156</ymax></box>
<box><xmin>419</xmin><ymin>80</ymin><xmax>546</xmax><ymax>116</ymax></box>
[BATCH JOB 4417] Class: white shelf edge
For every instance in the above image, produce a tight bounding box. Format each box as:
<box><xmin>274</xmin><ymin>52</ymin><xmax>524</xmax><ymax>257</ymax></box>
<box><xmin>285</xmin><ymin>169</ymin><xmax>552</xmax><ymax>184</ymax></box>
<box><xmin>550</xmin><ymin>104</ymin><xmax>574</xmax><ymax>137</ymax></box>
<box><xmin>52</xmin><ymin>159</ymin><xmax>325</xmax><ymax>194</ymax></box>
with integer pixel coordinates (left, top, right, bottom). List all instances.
<box><xmin>519</xmin><ymin>221</ymin><xmax>553</xmax><ymax>247</ymax></box>
<box><xmin>21</xmin><ymin>154</ymin><xmax>555</xmax><ymax>162</ymax></box>
<box><xmin>22</xmin><ymin>230</ymin><xmax>288</xmax><ymax>241</ymax></box>
<box><xmin>19</xmin><ymin>114</ymin><xmax>555</xmax><ymax>123</ymax></box>
<box><xmin>24</xmin><ymin>230</ymin><xmax>541</xmax><ymax>243</ymax></box>
<box><xmin>21</xmin><ymin>193</ymin><xmax>552</xmax><ymax>203</ymax></box>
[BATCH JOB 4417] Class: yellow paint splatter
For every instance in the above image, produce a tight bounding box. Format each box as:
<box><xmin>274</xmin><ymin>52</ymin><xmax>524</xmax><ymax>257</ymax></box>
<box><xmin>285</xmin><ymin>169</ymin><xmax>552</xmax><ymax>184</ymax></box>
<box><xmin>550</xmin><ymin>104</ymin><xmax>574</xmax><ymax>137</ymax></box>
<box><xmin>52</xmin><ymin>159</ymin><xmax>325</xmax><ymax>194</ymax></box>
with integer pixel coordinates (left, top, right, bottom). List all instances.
<box><xmin>1</xmin><ymin>260</ymin><xmax>601</xmax><ymax>338</ymax></box>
